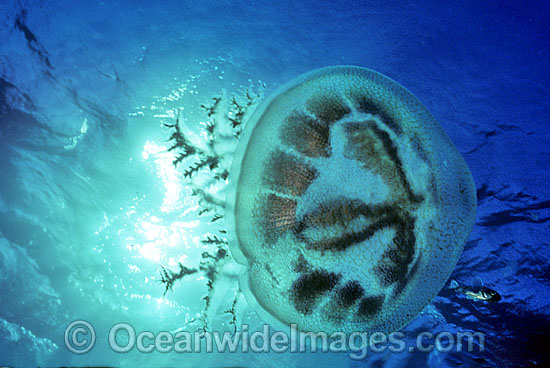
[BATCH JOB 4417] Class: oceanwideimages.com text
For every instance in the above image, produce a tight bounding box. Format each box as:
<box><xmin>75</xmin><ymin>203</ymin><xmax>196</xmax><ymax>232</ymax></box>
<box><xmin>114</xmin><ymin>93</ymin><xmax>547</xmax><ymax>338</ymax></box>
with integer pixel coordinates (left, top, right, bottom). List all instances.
<box><xmin>65</xmin><ymin>320</ymin><xmax>485</xmax><ymax>360</ymax></box>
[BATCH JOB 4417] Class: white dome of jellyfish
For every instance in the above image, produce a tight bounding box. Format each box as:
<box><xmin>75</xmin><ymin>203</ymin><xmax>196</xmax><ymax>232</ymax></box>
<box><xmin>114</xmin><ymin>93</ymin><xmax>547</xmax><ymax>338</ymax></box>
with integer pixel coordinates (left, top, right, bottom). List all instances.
<box><xmin>224</xmin><ymin>66</ymin><xmax>477</xmax><ymax>334</ymax></box>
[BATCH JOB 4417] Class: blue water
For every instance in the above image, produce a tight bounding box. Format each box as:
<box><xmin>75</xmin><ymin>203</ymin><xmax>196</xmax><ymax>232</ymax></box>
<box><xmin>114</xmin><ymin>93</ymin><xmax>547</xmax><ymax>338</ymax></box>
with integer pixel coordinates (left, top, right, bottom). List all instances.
<box><xmin>0</xmin><ymin>1</ymin><xmax>549</xmax><ymax>367</ymax></box>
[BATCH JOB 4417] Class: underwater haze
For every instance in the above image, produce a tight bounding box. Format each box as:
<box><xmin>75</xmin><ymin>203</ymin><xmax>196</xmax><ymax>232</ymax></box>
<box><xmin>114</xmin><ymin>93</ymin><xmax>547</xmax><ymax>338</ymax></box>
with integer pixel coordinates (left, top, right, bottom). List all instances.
<box><xmin>0</xmin><ymin>0</ymin><xmax>549</xmax><ymax>367</ymax></box>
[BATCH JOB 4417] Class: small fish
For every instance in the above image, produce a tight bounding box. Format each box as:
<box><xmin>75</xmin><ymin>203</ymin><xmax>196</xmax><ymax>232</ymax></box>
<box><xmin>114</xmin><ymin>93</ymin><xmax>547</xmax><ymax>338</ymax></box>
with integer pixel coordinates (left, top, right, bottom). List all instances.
<box><xmin>450</xmin><ymin>277</ymin><xmax>501</xmax><ymax>302</ymax></box>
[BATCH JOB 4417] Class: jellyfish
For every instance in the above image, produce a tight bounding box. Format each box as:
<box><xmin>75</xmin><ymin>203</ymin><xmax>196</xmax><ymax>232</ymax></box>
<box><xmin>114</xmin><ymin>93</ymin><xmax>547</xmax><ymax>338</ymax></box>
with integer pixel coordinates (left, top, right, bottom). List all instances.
<box><xmin>222</xmin><ymin>66</ymin><xmax>477</xmax><ymax>334</ymax></box>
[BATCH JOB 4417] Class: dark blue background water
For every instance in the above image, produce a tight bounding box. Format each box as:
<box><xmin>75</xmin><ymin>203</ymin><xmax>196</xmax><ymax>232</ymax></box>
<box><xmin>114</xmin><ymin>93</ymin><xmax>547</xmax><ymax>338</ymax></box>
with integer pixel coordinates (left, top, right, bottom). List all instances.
<box><xmin>0</xmin><ymin>1</ymin><xmax>549</xmax><ymax>367</ymax></box>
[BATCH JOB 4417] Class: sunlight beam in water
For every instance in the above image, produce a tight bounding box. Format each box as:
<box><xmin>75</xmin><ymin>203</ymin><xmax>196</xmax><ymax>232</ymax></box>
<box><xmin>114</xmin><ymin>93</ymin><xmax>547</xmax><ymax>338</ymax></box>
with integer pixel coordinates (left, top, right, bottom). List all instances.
<box><xmin>142</xmin><ymin>140</ymin><xmax>186</xmax><ymax>213</ymax></box>
<box><xmin>123</xmin><ymin>140</ymin><xmax>202</xmax><ymax>268</ymax></box>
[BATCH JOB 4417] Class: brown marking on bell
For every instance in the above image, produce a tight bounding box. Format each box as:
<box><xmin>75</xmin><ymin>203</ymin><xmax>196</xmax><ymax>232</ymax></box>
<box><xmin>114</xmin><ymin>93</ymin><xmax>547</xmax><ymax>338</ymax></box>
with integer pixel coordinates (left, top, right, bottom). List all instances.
<box><xmin>305</xmin><ymin>94</ymin><xmax>351</xmax><ymax>124</ymax></box>
<box><xmin>291</xmin><ymin>269</ymin><xmax>342</xmax><ymax>315</ymax></box>
<box><xmin>263</xmin><ymin>150</ymin><xmax>319</xmax><ymax>196</ymax></box>
<box><xmin>343</xmin><ymin>121</ymin><xmax>405</xmax><ymax>200</ymax></box>
<box><xmin>368</xmin><ymin>122</ymin><xmax>423</xmax><ymax>203</ymax></box>
<box><xmin>265</xmin><ymin>263</ymin><xmax>279</xmax><ymax>285</ymax></box>
<box><xmin>281</xmin><ymin>111</ymin><xmax>331</xmax><ymax>158</ymax></box>
<box><xmin>309</xmin><ymin>227</ymin><xmax>381</xmax><ymax>252</ymax></box>
<box><xmin>323</xmin><ymin>280</ymin><xmax>367</xmax><ymax>322</ymax></box>
<box><xmin>298</xmin><ymin>198</ymin><xmax>369</xmax><ymax>229</ymax></box>
<box><xmin>376</xmin><ymin>261</ymin><xmax>403</xmax><ymax>286</ymax></box>
<box><xmin>261</xmin><ymin>193</ymin><xmax>297</xmax><ymax>243</ymax></box>
<box><xmin>343</xmin><ymin>121</ymin><xmax>423</xmax><ymax>204</ymax></box>
<box><xmin>293</xmin><ymin>253</ymin><xmax>311</xmax><ymax>274</ymax></box>
<box><xmin>410</xmin><ymin>136</ymin><xmax>431</xmax><ymax>165</ymax></box>
<box><xmin>357</xmin><ymin>294</ymin><xmax>385</xmax><ymax>318</ymax></box>
<box><xmin>338</xmin><ymin>280</ymin><xmax>365</xmax><ymax>307</ymax></box>
<box><xmin>395</xmin><ymin>253</ymin><xmax>422</xmax><ymax>295</ymax></box>
<box><xmin>375</xmin><ymin>216</ymin><xmax>417</xmax><ymax>287</ymax></box>
<box><xmin>344</xmin><ymin>121</ymin><xmax>381</xmax><ymax>159</ymax></box>
<box><xmin>296</xmin><ymin>200</ymin><xmax>411</xmax><ymax>253</ymax></box>
<box><xmin>350</xmin><ymin>93</ymin><xmax>402</xmax><ymax>135</ymax></box>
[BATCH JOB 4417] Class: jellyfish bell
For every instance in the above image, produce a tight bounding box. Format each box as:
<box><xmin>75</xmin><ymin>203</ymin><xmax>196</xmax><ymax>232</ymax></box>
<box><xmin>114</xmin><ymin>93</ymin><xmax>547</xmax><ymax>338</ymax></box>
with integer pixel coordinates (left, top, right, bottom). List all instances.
<box><xmin>225</xmin><ymin>65</ymin><xmax>476</xmax><ymax>334</ymax></box>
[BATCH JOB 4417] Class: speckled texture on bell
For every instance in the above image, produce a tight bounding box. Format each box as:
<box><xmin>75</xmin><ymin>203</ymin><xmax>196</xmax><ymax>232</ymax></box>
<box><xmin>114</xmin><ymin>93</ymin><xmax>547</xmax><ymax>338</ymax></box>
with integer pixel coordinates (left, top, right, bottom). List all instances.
<box><xmin>225</xmin><ymin>65</ymin><xmax>476</xmax><ymax>334</ymax></box>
